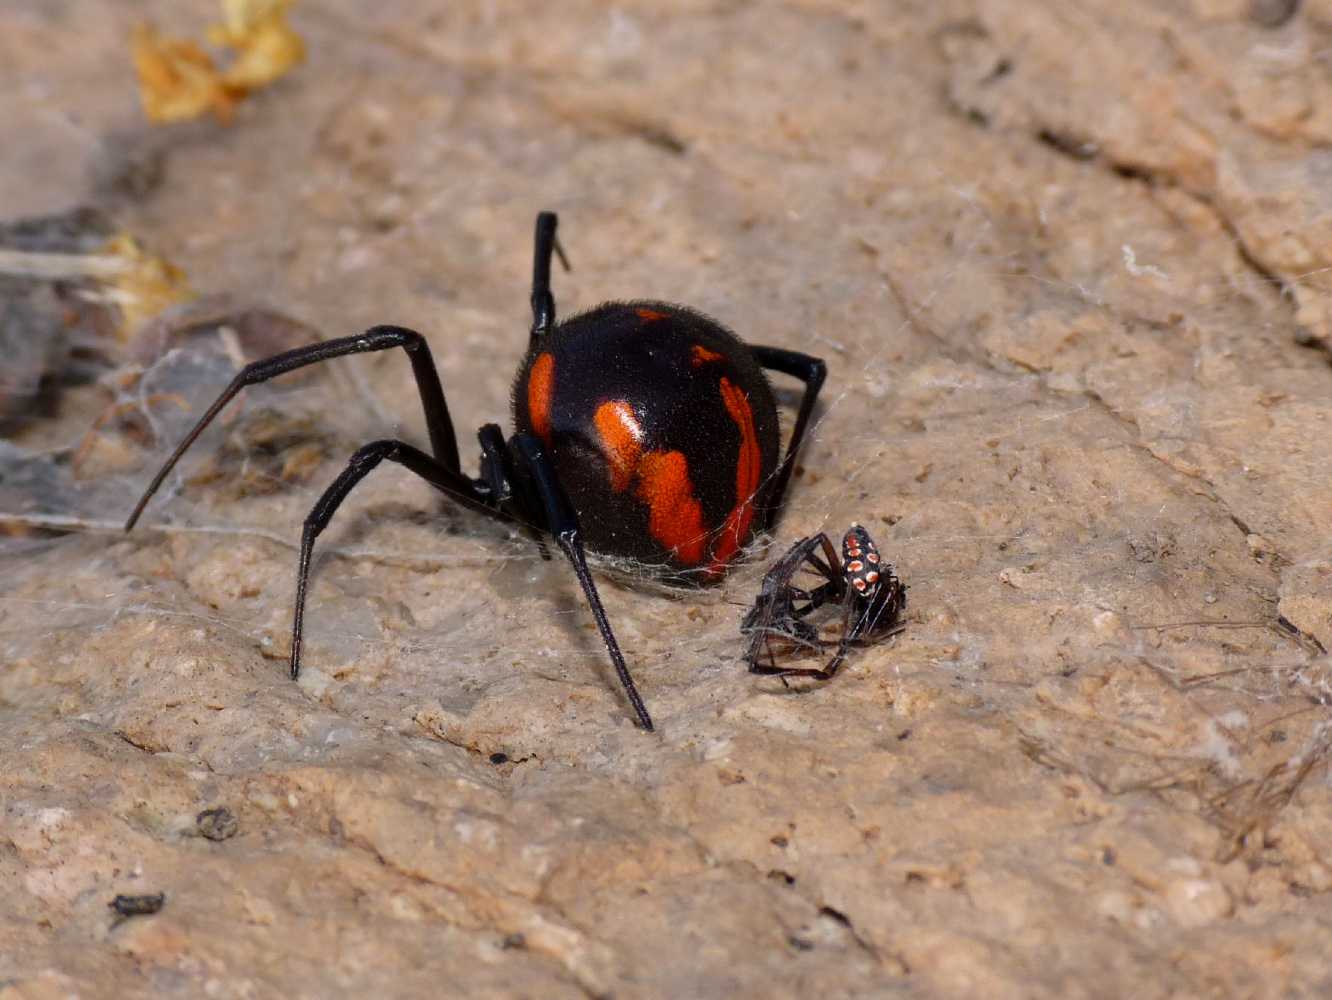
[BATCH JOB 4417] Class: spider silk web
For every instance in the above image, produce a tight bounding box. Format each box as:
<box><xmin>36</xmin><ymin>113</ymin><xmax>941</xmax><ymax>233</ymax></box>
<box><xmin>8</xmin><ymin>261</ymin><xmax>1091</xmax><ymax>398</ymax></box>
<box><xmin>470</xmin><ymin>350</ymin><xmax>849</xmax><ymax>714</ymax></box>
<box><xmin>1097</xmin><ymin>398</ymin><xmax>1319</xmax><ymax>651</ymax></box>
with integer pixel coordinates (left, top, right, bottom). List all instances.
<box><xmin>2</xmin><ymin>165</ymin><xmax>1329</xmax><ymax>758</ymax></box>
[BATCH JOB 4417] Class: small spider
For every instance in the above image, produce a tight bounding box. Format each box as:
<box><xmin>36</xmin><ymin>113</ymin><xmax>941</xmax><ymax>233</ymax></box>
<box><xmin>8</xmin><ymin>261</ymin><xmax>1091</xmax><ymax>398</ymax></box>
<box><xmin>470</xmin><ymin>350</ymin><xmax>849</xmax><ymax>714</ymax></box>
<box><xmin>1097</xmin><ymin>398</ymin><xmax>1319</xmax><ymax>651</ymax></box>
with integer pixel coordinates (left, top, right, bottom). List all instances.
<box><xmin>125</xmin><ymin>212</ymin><xmax>827</xmax><ymax>732</ymax></box>
<box><xmin>741</xmin><ymin>524</ymin><xmax>906</xmax><ymax>679</ymax></box>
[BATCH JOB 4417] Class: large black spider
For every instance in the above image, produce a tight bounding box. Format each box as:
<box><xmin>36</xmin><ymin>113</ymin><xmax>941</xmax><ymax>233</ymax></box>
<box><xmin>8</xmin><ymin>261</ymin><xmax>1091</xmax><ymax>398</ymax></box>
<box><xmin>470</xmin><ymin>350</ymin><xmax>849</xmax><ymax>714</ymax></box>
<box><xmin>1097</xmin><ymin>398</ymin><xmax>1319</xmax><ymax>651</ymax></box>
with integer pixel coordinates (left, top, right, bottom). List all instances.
<box><xmin>125</xmin><ymin>212</ymin><xmax>826</xmax><ymax>732</ymax></box>
<box><xmin>742</xmin><ymin>524</ymin><xmax>906</xmax><ymax>680</ymax></box>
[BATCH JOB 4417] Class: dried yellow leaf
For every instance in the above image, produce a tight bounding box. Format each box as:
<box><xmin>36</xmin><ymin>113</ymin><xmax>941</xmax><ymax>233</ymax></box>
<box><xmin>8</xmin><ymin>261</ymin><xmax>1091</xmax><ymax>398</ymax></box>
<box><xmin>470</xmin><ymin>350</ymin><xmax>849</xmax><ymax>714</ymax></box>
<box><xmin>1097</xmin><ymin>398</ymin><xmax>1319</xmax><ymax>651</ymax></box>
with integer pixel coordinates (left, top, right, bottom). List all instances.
<box><xmin>132</xmin><ymin>1</ymin><xmax>303</xmax><ymax>125</ymax></box>
<box><xmin>132</xmin><ymin>23</ymin><xmax>236</xmax><ymax>124</ymax></box>
<box><xmin>208</xmin><ymin>0</ymin><xmax>305</xmax><ymax>91</ymax></box>
<box><xmin>101</xmin><ymin>234</ymin><xmax>196</xmax><ymax>341</ymax></box>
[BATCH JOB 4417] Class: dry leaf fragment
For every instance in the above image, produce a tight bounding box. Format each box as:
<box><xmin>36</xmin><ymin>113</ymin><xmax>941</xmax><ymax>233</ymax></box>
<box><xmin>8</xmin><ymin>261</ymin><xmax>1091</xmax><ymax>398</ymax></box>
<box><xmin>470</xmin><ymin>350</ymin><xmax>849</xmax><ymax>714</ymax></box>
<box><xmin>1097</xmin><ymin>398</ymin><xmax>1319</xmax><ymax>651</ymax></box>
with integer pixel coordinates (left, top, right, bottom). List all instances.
<box><xmin>132</xmin><ymin>1</ymin><xmax>304</xmax><ymax>125</ymax></box>
<box><xmin>99</xmin><ymin>234</ymin><xmax>196</xmax><ymax>341</ymax></box>
<box><xmin>209</xmin><ymin>0</ymin><xmax>306</xmax><ymax>91</ymax></box>
<box><xmin>132</xmin><ymin>23</ymin><xmax>238</xmax><ymax>124</ymax></box>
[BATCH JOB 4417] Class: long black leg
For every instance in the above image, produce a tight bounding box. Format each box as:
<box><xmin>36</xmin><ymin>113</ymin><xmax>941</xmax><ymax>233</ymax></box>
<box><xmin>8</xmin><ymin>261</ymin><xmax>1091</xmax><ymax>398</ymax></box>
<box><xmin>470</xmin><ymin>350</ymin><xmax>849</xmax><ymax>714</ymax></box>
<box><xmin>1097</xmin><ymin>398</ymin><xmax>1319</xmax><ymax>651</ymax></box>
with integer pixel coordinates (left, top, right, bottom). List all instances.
<box><xmin>289</xmin><ymin>439</ymin><xmax>491</xmax><ymax>679</ymax></box>
<box><xmin>529</xmin><ymin>211</ymin><xmax>571</xmax><ymax>346</ymax></box>
<box><xmin>479</xmin><ymin>422</ymin><xmax>552</xmax><ymax>560</ymax></box>
<box><xmin>125</xmin><ymin>326</ymin><xmax>461</xmax><ymax>531</ymax></box>
<box><xmin>748</xmin><ymin>346</ymin><xmax>827</xmax><ymax>530</ymax></box>
<box><xmin>510</xmin><ymin>433</ymin><xmax>653</xmax><ymax>732</ymax></box>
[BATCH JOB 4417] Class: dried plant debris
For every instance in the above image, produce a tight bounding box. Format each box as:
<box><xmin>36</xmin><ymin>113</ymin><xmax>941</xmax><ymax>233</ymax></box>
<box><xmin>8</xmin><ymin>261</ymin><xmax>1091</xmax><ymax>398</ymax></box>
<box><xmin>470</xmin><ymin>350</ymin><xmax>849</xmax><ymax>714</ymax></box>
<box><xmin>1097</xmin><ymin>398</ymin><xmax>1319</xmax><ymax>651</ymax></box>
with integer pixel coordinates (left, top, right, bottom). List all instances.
<box><xmin>1207</xmin><ymin>723</ymin><xmax>1332</xmax><ymax>862</ymax></box>
<box><xmin>69</xmin><ymin>296</ymin><xmax>328</xmax><ymax>481</ymax></box>
<box><xmin>181</xmin><ymin>407</ymin><xmax>337</xmax><ymax>501</ymax></box>
<box><xmin>0</xmin><ymin>212</ymin><xmax>194</xmax><ymax>392</ymax></box>
<box><xmin>133</xmin><ymin>0</ymin><xmax>306</xmax><ymax>125</ymax></box>
<box><xmin>128</xmin><ymin>294</ymin><xmax>323</xmax><ymax>369</ymax></box>
<box><xmin>68</xmin><ymin>300</ymin><xmax>326</xmax><ymax>484</ymax></box>
<box><xmin>96</xmin><ymin>233</ymin><xmax>196</xmax><ymax>342</ymax></box>
<box><xmin>0</xmin><ymin>208</ymin><xmax>117</xmax><ymax>428</ymax></box>
<box><xmin>1</xmin><ymin>269</ymin><xmax>330</xmax><ymax>532</ymax></box>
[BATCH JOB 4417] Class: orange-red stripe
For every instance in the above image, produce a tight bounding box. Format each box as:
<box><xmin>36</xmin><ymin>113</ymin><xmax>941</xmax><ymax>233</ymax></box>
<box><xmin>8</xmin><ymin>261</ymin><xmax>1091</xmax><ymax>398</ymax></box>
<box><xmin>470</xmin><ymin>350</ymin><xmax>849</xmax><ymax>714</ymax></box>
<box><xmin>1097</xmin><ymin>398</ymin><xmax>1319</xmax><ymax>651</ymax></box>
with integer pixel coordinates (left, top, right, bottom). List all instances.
<box><xmin>636</xmin><ymin>307</ymin><xmax>669</xmax><ymax>322</ymax></box>
<box><xmin>528</xmin><ymin>352</ymin><xmax>555</xmax><ymax>446</ymax></box>
<box><xmin>637</xmin><ymin>451</ymin><xmax>707</xmax><ymax>565</ymax></box>
<box><xmin>710</xmin><ymin>377</ymin><xmax>761</xmax><ymax>573</ymax></box>
<box><xmin>690</xmin><ymin>344</ymin><xmax>724</xmax><ymax>367</ymax></box>
<box><xmin>593</xmin><ymin>400</ymin><xmax>644</xmax><ymax>493</ymax></box>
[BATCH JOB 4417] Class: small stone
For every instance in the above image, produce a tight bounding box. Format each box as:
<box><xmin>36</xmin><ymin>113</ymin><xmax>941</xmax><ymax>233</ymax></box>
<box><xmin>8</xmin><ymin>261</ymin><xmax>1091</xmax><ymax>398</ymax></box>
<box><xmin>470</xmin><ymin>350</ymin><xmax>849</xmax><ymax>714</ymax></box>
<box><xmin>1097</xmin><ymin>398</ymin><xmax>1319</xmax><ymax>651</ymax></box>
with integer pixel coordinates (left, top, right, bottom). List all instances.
<box><xmin>110</xmin><ymin>892</ymin><xmax>165</xmax><ymax>918</ymax></box>
<box><xmin>196</xmin><ymin>806</ymin><xmax>239</xmax><ymax>841</ymax></box>
<box><xmin>1164</xmin><ymin>877</ymin><xmax>1232</xmax><ymax>927</ymax></box>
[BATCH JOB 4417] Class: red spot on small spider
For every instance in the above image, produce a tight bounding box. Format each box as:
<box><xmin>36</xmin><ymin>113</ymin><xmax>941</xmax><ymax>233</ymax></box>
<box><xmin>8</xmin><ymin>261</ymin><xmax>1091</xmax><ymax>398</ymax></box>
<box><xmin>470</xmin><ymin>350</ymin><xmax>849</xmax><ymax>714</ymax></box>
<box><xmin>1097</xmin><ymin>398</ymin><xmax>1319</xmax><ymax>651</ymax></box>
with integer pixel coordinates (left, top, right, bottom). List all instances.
<box><xmin>636</xmin><ymin>308</ymin><xmax>669</xmax><ymax>322</ymax></box>
<box><xmin>847</xmin><ymin>560</ymin><xmax>864</xmax><ymax>572</ymax></box>
<box><xmin>867</xmin><ymin>553</ymin><xmax>879</xmax><ymax>563</ymax></box>
<box><xmin>852</xmin><ymin>578</ymin><xmax>868</xmax><ymax>592</ymax></box>
<box><xmin>865</xmin><ymin>571</ymin><xmax>879</xmax><ymax>584</ymax></box>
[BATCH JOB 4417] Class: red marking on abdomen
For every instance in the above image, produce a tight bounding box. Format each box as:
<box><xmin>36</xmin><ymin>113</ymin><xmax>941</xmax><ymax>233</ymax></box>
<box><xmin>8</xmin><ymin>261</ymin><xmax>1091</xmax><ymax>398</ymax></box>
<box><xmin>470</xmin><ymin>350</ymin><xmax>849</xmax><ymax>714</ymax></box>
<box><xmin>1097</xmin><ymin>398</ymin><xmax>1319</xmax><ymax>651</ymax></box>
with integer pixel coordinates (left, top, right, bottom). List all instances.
<box><xmin>636</xmin><ymin>307</ymin><xmax>669</xmax><ymax>322</ymax></box>
<box><xmin>637</xmin><ymin>451</ymin><xmax>707</xmax><ymax>565</ymax></box>
<box><xmin>709</xmin><ymin>377</ymin><xmax>762</xmax><ymax>573</ymax></box>
<box><xmin>593</xmin><ymin>400</ymin><xmax>644</xmax><ymax>493</ymax></box>
<box><xmin>690</xmin><ymin>344</ymin><xmax>725</xmax><ymax>368</ymax></box>
<box><xmin>527</xmin><ymin>353</ymin><xmax>555</xmax><ymax>446</ymax></box>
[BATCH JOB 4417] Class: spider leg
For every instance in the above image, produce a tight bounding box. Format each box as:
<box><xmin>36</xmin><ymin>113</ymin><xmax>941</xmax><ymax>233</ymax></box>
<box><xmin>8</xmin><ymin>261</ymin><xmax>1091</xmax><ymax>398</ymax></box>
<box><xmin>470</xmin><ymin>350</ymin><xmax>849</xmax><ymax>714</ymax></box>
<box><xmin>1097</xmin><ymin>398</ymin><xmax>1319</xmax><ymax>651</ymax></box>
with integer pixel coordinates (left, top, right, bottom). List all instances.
<box><xmin>820</xmin><ymin>590</ymin><xmax>863</xmax><ymax>679</ymax></box>
<box><xmin>747</xmin><ymin>346</ymin><xmax>827</xmax><ymax>530</ymax></box>
<box><xmin>510</xmin><ymin>433</ymin><xmax>654</xmax><ymax>732</ymax></box>
<box><xmin>479</xmin><ymin>422</ymin><xmax>553</xmax><ymax>561</ymax></box>
<box><xmin>529</xmin><ymin>210</ymin><xmax>571</xmax><ymax>346</ymax></box>
<box><xmin>289</xmin><ymin>438</ymin><xmax>495</xmax><ymax>681</ymax></box>
<box><xmin>799</xmin><ymin>581</ymin><xmax>908</xmax><ymax>680</ymax></box>
<box><xmin>742</xmin><ymin>532</ymin><xmax>841</xmax><ymax>673</ymax></box>
<box><xmin>125</xmin><ymin>326</ymin><xmax>464</xmax><ymax>530</ymax></box>
<box><xmin>801</xmin><ymin>533</ymin><xmax>843</xmax><ymax>586</ymax></box>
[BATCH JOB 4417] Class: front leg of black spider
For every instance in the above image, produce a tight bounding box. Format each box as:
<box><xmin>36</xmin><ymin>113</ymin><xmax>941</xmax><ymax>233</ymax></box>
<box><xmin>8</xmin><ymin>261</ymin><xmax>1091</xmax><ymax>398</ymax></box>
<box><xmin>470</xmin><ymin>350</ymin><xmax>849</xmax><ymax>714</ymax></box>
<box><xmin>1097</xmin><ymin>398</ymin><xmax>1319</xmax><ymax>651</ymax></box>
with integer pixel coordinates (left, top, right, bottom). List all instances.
<box><xmin>124</xmin><ymin>216</ymin><xmax>654</xmax><ymax>731</ymax></box>
<box><xmin>124</xmin><ymin>210</ymin><xmax>830</xmax><ymax>734</ymax></box>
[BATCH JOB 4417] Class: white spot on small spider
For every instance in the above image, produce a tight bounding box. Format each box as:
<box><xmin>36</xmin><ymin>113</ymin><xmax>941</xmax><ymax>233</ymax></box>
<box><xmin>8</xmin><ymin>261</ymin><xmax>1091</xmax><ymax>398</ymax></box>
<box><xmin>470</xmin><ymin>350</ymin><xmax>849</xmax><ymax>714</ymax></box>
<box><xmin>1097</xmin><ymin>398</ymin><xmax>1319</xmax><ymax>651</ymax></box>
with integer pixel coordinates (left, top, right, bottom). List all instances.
<box><xmin>867</xmin><ymin>553</ymin><xmax>879</xmax><ymax>563</ymax></box>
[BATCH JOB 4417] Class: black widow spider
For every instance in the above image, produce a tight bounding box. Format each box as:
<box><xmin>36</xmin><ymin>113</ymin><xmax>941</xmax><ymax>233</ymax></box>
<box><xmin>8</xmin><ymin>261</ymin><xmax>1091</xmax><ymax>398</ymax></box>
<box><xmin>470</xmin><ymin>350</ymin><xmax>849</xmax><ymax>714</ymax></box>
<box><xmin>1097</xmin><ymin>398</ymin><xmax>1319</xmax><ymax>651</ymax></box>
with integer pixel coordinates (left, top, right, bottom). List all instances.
<box><xmin>125</xmin><ymin>212</ymin><xmax>827</xmax><ymax>732</ymax></box>
<box><xmin>741</xmin><ymin>524</ymin><xmax>906</xmax><ymax>680</ymax></box>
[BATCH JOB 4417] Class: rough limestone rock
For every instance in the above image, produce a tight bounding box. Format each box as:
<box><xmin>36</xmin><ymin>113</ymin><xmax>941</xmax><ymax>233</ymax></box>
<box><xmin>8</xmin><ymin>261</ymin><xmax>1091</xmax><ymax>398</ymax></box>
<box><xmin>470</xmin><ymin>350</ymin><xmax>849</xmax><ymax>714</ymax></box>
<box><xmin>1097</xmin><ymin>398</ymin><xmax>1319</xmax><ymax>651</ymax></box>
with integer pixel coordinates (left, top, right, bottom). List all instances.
<box><xmin>3</xmin><ymin>2</ymin><xmax>1331</xmax><ymax>996</ymax></box>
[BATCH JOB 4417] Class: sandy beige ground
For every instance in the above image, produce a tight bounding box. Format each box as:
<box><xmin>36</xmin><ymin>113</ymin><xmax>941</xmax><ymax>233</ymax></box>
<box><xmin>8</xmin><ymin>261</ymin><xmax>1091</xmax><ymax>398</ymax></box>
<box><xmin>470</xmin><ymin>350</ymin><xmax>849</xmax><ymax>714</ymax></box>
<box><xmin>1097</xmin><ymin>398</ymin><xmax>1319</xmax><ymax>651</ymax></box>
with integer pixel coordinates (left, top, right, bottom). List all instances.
<box><xmin>3</xmin><ymin>1</ymin><xmax>1332</xmax><ymax>997</ymax></box>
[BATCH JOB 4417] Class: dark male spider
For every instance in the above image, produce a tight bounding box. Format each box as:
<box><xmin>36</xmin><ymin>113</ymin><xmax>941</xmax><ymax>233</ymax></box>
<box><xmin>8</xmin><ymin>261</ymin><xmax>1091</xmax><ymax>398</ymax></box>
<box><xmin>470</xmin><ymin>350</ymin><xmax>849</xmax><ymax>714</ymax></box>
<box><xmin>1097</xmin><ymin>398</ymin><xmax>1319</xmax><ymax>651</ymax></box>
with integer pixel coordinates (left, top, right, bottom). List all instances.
<box><xmin>125</xmin><ymin>212</ymin><xmax>826</xmax><ymax>732</ymax></box>
<box><xmin>742</xmin><ymin>524</ymin><xmax>906</xmax><ymax>679</ymax></box>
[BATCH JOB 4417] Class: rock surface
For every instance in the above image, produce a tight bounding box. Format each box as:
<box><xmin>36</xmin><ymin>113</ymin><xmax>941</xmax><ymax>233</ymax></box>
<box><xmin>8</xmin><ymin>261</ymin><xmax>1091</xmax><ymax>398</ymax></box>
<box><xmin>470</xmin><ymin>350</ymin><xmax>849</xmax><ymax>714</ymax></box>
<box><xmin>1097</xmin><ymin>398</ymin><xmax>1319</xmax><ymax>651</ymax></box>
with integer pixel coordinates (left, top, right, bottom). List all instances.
<box><xmin>3</xmin><ymin>1</ymin><xmax>1331</xmax><ymax>997</ymax></box>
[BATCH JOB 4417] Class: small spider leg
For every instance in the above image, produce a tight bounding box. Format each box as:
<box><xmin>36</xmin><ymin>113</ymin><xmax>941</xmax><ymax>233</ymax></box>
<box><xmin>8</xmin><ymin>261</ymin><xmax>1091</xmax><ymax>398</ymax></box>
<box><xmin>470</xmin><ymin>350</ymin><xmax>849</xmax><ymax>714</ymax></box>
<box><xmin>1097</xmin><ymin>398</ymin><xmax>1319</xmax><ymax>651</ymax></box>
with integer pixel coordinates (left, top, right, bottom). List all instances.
<box><xmin>125</xmin><ymin>326</ymin><xmax>463</xmax><ymax>531</ymax></box>
<box><xmin>802</xmin><ymin>533</ymin><xmax>843</xmax><ymax>595</ymax></box>
<box><xmin>529</xmin><ymin>210</ymin><xmax>571</xmax><ymax>345</ymax></box>
<box><xmin>289</xmin><ymin>439</ymin><xmax>494</xmax><ymax>680</ymax></box>
<box><xmin>743</xmin><ymin>533</ymin><xmax>841</xmax><ymax>673</ymax></box>
<box><xmin>819</xmin><ymin>592</ymin><xmax>863</xmax><ymax>680</ymax></box>
<box><xmin>747</xmin><ymin>346</ymin><xmax>827</xmax><ymax>530</ymax></box>
<box><xmin>819</xmin><ymin>572</ymin><xmax>908</xmax><ymax>681</ymax></box>
<box><xmin>510</xmin><ymin>433</ymin><xmax>654</xmax><ymax>732</ymax></box>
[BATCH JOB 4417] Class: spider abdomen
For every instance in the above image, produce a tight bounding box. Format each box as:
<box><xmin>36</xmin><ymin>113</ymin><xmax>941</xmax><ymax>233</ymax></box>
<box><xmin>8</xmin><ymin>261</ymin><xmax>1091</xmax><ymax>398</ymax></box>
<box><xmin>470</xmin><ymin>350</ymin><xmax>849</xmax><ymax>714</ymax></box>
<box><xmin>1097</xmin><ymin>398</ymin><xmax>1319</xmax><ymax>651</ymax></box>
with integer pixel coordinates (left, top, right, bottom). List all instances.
<box><xmin>513</xmin><ymin>300</ymin><xmax>781</xmax><ymax>580</ymax></box>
